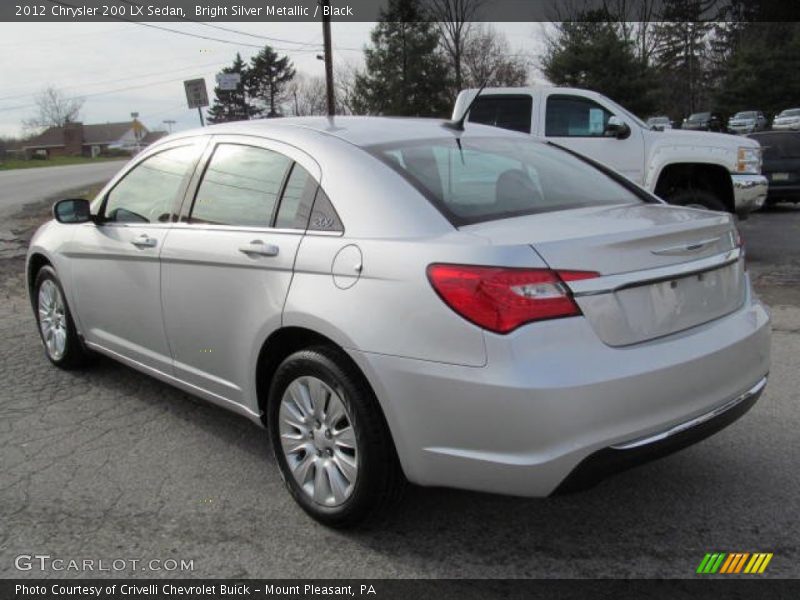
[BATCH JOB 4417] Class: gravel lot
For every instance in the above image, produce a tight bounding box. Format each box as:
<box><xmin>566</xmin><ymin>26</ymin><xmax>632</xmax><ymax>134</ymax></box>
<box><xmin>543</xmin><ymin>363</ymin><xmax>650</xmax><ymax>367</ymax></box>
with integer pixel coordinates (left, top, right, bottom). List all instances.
<box><xmin>1</xmin><ymin>194</ymin><xmax>798</xmax><ymax>579</ymax></box>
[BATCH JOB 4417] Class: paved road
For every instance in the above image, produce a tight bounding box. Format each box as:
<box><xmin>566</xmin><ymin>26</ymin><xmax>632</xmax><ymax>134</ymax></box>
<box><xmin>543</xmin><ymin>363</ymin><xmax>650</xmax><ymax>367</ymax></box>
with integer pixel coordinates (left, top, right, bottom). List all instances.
<box><xmin>0</xmin><ymin>201</ymin><xmax>798</xmax><ymax>579</ymax></box>
<box><xmin>0</xmin><ymin>161</ymin><xmax>125</xmax><ymax>220</ymax></box>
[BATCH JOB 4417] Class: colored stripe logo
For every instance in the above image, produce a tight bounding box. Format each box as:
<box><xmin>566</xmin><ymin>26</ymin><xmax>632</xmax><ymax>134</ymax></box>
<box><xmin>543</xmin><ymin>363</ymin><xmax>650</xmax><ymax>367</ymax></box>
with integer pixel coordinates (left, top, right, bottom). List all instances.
<box><xmin>697</xmin><ymin>552</ymin><xmax>773</xmax><ymax>574</ymax></box>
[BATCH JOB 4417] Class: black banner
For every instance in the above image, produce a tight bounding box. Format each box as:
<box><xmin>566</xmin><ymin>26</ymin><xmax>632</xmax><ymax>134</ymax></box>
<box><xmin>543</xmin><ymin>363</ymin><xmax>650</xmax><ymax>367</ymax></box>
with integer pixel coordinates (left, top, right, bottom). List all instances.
<box><xmin>4</xmin><ymin>0</ymin><xmax>800</xmax><ymax>23</ymax></box>
<box><xmin>4</xmin><ymin>580</ymin><xmax>800</xmax><ymax>600</ymax></box>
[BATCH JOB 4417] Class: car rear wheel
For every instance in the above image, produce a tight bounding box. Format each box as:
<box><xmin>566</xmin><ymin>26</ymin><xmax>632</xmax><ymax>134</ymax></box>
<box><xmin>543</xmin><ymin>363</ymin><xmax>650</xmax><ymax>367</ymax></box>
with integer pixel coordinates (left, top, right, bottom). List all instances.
<box><xmin>667</xmin><ymin>189</ymin><xmax>727</xmax><ymax>212</ymax></box>
<box><xmin>268</xmin><ymin>346</ymin><xmax>404</xmax><ymax>528</ymax></box>
<box><xmin>34</xmin><ymin>266</ymin><xmax>90</xmax><ymax>369</ymax></box>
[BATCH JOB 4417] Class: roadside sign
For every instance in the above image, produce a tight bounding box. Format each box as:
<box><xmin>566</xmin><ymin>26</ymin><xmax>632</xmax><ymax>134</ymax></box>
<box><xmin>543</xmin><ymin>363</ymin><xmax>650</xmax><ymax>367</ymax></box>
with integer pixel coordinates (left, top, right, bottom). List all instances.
<box><xmin>216</xmin><ymin>72</ymin><xmax>241</xmax><ymax>91</ymax></box>
<box><xmin>184</xmin><ymin>78</ymin><xmax>209</xmax><ymax>109</ymax></box>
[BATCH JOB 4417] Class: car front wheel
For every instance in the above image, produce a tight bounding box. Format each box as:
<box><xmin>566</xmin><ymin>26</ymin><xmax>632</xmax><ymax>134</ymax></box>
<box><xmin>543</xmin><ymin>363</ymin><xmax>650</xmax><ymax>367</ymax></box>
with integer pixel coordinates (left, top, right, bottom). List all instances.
<box><xmin>34</xmin><ymin>265</ymin><xmax>90</xmax><ymax>369</ymax></box>
<box><xmin>268</xmin><ymin>346</ymin><xmax>404</xmax><ymax>527</ymax></box>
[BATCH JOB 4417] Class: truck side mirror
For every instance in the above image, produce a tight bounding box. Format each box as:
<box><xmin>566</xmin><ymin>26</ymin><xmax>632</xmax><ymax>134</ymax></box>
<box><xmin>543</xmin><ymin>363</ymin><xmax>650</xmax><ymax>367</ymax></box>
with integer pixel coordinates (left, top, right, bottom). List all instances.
<box><xmin>604</xmin><ymin>116</ymin><xmax>631</xmax><ymax>140</ymax></box>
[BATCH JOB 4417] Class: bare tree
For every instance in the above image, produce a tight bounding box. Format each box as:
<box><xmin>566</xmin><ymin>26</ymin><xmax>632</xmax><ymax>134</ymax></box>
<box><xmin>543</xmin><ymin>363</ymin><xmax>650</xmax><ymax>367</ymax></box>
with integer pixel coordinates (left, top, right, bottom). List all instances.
<box><xmin>23</xmin><ymin>86</ymin><xmax>84</xmax><ymax>130</ymax></box>
<box><xmin>333</xmin><ymin>61</ymin><xmax>361</xmax><ymax>115</ymax></box>
<box><xmin>286</xmin><ymin>74</ymin><xmax>328</xmax><ymax>116</ymax></box>
<box><xmin>429</xmin><ymin>0</ymin><xmax>484</xmax><ymax>93</ymax></box>
<box><xmin>463</xmin><ymin>25</ymin><xmax>529</xmax><ymax>88</ymax></box>
<box><xmin>601</xmin><ymin>0</ymin><xmax>660</xmax><ymax>65</ymax></box>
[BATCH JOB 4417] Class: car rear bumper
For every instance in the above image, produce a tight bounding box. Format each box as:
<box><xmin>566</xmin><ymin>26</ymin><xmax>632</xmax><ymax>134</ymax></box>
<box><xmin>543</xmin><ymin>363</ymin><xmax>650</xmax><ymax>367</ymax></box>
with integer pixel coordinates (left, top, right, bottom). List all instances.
<box><xmin>732</xmin><ymin>173</ymin><xmax>768</xmax><ymax>214</ymax></box>
<box><xmin>766</xmin><ymin>183</ymin><xmax>800</xmax><ymax>200</ymax></box>
<box><xmin>771</xmin><ymin>123</ymin><xmax>800</xmax><ymax>131</ymax></box>
<box><xmin>349</xmin><ymin>282</ymin><xmax>770</xmax><ymax>497</ymax></box>
<box><xmin>553</xmin><ymin>376</ymin><xmax>766</xmax><ymax>494</ymax></box>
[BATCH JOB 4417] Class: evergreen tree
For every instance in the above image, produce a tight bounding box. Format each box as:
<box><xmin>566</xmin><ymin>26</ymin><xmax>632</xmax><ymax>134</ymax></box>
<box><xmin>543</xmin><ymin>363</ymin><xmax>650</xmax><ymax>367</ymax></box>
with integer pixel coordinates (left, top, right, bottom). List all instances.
<box><xmin>248</xmin><ymin>46</ymin><xmax>296</xmax><ymax>118</ymax></box>
<box><xmin>352</xmin><ymin>0</ymin><xmax>451</xmax><ymax>117</ymax></box>
<box><xmin>714</xmin><ymin>23</ymin><xmax>800</xmax><ymax>116</ymax></box>
<box><xmin>542</xmin><ymin>9</ymin><xmax>657</xmax><ymax>117</ymax></box>
<box><xmin>206</xmin><ymin>53</ymin><xmax>257</xmax><ymax>124</ymax></box>
<box><xmin>652</xmin><ymin>0</ymin><xmax>715</xmax><ymax>118</ymax></box>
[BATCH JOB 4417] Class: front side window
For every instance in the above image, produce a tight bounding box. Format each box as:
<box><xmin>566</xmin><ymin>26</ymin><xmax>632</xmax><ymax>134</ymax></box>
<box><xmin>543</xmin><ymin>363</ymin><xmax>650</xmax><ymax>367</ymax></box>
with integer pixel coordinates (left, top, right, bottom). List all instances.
<box><xmin>545</xmin><ymin>95</ymin><xmax>613</xmax><ymax>137</ymax></box>
<box><xmin>103</xmin><ymin>145</ymin><xmax>199</xmax><ymax>223</ymax></box>
<box><xmin>369</xmin><ymin>137</ymin><xmax>644</xmax><ymax>226</ymax></box>
<box><xmin>191</xmin><ymin>144</ymin><xmax>291</xmax><ymax>227</ymax></box>
<box><xmin>468</xmin><ymin>95</ymin><xmax>533</xmax><ymax>134</ymax></box>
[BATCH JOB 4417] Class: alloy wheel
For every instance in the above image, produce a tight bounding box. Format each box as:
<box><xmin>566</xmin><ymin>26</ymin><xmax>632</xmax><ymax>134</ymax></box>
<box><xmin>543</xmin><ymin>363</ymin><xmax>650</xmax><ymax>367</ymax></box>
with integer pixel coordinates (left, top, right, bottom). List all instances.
<box><xmin>278</xmin><ymin>376</ymin><xmax>358</xmax><ymax>506</ymax></box>
<box><xmin>38</xmin><ymin>279</ymin><xmax>67</xmax><ymax>360</ymax></box>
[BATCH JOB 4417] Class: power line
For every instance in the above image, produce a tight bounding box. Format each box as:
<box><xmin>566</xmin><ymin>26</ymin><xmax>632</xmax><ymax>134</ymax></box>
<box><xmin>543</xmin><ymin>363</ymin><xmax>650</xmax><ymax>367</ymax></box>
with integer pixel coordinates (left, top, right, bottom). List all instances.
<box><xmin>0</xmin><ymin>60</ymin><xmax>229</xmax><ymax>102</ymax></box>
<box><xmin>0</xmin><ymin>74</ymin><xmax>217</xmax><ymax>113</ymax></box>
<box><xmin>117</xmin><ymin>0</ymin><xmax>323</xmax><ymax>48</ymax></box>
<box><xmin>43</xmin><ymin>0</ymin><xmax>318</xmax><ymax>53</ymax></box>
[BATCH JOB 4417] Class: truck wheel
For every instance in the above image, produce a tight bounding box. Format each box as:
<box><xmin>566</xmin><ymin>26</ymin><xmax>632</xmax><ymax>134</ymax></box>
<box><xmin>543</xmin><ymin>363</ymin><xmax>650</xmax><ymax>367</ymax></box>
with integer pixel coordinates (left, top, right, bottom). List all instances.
<box><xmin>666</xmin><ymin>189</ymin><xmax>727</xmax><ymax>212</ymax></box>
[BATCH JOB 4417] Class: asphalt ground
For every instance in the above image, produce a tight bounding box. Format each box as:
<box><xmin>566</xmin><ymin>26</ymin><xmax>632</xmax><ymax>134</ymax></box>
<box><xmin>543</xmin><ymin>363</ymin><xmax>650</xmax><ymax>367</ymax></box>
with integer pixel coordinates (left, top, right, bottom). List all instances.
<box><xmin>1</xmin><ymin>190</ymin><xmax>798</xmax><ymax>579</ymax></box>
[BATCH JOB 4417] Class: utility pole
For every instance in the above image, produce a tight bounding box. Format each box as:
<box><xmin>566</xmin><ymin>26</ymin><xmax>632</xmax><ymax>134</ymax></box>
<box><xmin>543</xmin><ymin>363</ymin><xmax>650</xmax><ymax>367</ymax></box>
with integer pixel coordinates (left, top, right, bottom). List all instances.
<box><xmin>321</xmin><ymin>0</ymin><xmax>335</xmax><ymax>116</ymax></box>
<box><xmin>163</xmin><ymin>119</ymin><xmax>176</xmax><ymax>133</ymax></box>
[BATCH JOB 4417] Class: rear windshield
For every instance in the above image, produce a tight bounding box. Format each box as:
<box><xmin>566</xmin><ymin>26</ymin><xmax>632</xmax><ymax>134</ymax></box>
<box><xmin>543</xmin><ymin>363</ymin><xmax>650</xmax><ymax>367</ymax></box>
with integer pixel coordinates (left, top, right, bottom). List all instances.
<box><xmin>689</xmin><ymin>112</ymin><xmax>710</xmax><ymax>120</ymax></box>
<box><xmin>367</xmin><ymin>137</ymin><xmax>644</xmax><ymax>226</ymax></box>
<box><xmin>734</xmin><ymin>111</ymin><xmax>757</xmax><ymax>119</ymax></box>
<box><xmin>751</xmin><ymin>133</ymin><xmax>800</xmax><ymax>159</ymax></box>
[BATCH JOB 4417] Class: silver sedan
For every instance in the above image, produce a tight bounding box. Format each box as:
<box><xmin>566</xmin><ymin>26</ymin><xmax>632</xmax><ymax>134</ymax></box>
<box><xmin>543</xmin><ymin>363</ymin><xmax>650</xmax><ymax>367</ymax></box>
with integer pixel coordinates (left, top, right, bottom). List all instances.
<box><xmin>27</xmin><ymin>117</ymin><xmax>770</xmax><ymax>527</ymax></box>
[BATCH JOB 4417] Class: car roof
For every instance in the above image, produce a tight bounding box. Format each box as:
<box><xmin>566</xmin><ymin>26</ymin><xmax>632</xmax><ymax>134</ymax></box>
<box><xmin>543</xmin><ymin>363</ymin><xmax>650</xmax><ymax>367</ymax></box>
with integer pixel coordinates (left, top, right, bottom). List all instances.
<box><xmin>164</xmin><ymin>116</ymin><xmax>525</xmax><ymax>149</ymax></box>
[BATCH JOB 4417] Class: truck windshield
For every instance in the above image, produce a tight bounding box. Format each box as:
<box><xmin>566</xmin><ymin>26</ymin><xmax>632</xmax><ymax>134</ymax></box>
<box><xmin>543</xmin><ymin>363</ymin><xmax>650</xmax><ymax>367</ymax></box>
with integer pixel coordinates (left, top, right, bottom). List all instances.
<box><xmin>367</xmin><ymin>137</ymin><xmax>644</xmax><ymax>226</ymax></box>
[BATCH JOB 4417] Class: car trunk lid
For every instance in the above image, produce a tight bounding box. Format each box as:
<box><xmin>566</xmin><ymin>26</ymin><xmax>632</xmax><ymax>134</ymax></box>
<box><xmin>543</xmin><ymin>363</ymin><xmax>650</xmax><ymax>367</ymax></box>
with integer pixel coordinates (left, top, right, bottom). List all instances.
<box><xmin>460</xmin><ymin>203</ymin><xmax>745</xmax><ymax>345</ymax></box>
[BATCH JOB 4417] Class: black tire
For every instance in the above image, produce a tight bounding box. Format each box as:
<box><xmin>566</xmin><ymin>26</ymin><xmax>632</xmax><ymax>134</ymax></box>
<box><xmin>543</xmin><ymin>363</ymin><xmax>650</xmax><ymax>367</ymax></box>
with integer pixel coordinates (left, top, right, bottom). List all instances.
<box><xmin>268</xmin><ymin>345</ymin><xmax>405</xmax><ymax>528</ymax></box>
<box><xmin>666</xmin><ymin>188</ymin><xmax>727</xmax><ymax>212</ymax></box>
<box><xmin>33</xmin><ymin>265</ymin><xmax>90</xmax><ymax>369</ymax></box>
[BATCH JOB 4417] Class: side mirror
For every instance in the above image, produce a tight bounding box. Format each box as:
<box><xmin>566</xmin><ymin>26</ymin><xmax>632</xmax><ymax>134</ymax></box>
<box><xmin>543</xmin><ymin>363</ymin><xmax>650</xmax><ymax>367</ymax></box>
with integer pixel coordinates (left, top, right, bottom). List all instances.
<box><xmin>53</xmin><ymin>198</ymin><xmax>93</xmax><ymax>224</ymax></box>
<box><xmin>604</xmin><ymin>116</ymin><xmax>631</xmax><ymax>139</ymax></box>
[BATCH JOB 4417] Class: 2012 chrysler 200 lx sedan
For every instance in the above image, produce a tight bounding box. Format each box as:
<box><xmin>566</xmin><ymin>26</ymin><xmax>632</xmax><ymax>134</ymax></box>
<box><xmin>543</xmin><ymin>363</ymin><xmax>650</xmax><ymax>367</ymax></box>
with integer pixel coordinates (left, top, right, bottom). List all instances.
<box><xmin>27</xmin><ymin>117</ymin><xmax>770</xmax><ymax>527</ymax></box>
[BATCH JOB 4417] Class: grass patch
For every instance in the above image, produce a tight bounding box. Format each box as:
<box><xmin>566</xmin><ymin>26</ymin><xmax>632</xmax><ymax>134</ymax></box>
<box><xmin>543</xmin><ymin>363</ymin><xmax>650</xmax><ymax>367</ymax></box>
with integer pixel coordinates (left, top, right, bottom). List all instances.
<box><xmin>0</xmin><ymin>155</ymin><xmax>125</xmax><ymax>170</ymax></box>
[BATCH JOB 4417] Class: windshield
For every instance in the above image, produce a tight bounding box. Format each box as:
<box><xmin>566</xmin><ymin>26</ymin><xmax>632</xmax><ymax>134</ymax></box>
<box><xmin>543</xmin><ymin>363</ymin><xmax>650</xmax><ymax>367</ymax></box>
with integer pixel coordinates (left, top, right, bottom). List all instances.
<box><xmin>648</xmin><ymin>117</ymin><xmax>669</xmax><ymax>124</ymax></box>
<box><xmin>779</xmin><ymin>109</ymin><xmax>800</xmax><ymax>117</ymax></box>
<box><xmin>689</xmin><ymin>112</ymin><xmax>710</xmax><ymax>121</ymax></box>
<box><xmin>367</xmin><ymin>137</ymin><xmax>644</xmax><ymax>226</ymax></box>
<box><xmin>602</xmin><ymin>97</ymin><xmax>649</xmax><ymax>129</ymax></box>
<box><xmin>734</xmin><ymin>111</ymin><xmax>756</xmax><ymax>119</ymax></box>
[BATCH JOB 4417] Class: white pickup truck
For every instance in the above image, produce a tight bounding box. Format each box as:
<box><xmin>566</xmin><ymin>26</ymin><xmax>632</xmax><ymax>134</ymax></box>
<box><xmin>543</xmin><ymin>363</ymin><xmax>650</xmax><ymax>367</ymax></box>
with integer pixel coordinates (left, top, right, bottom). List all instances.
<box><xmin>453</xmin><ymin>86</ymin><xmax>768</xmax><ymax>218</ymax></box>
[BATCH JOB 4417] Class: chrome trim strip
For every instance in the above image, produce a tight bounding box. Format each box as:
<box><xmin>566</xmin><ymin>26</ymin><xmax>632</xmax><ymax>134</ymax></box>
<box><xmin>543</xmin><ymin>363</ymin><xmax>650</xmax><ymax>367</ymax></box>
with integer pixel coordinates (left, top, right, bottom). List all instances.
<box><xmin>610</xmin><ymin>376</ymin><xmax>767</xmax><ymax>450</ymax></box>
<box><xmin>651</xmin><ymin>237</ymin><xmax>721</xmax><ymax>256</ymax></box>
<box><xmin>570</xmin><ymin>247</ymin><xmax>741</xmax><ymax>297</ymax></box>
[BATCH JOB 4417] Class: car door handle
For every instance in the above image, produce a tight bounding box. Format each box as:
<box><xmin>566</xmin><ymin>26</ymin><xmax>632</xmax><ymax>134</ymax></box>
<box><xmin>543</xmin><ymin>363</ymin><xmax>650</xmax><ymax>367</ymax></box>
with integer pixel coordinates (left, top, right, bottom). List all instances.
<box><xmin>238</xmin><ymin>240</ymin><xmax>279</xmax><ymax>257</ymax></box>
<box><xmin>130</xmin><ymin>234</ymin><xmax>157</xmax><ymax>248</ymax></box>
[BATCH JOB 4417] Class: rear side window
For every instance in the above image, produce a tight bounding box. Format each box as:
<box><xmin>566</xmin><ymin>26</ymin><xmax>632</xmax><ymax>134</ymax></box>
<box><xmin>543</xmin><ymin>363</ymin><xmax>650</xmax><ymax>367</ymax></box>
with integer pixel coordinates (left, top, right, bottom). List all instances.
<box><xmin>545</xmin><ymin>95</ymin><xmax>612</xmax><ymax>137</ymax></box>
<box><xmin>308</xmin><ymin>189</ymin><xmax>343</xmax><ymax>233</ymax></box>
<box><xmin>191</xmin><ymin>144</ymin><xmax>290</xmax><ymax>227</ymax></box>
<box><xmin>274</xmin><ymin>163</ymin><xmax>317</xmax><ymax>229</ymax></box>
<box><xmin>467</xmin><ymin>95</ymin><xmax>533</xmax><ymax>134</ymax></box>
<box><xmin>369</xmin><ymin>137</ymin><xmax>643</xmax><ymax>226</ymax></box>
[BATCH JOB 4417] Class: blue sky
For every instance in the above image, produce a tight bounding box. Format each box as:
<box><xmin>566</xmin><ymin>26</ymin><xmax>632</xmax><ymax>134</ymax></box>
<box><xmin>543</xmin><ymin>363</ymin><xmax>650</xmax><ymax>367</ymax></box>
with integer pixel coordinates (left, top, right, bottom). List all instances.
<box><xmin>0</xmin><ymin>21</ymin><xmax>547</xmax><ymax>138</ymax></box>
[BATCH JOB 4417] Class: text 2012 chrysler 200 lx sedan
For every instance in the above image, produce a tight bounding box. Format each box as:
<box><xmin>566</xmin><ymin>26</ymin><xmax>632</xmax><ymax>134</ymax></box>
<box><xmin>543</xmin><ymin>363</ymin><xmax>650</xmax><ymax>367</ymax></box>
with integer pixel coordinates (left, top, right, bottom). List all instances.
<box><xmin>27</xmin><ymin>117</ymin><xmax>770</xmax><ymax>527</ymax></box>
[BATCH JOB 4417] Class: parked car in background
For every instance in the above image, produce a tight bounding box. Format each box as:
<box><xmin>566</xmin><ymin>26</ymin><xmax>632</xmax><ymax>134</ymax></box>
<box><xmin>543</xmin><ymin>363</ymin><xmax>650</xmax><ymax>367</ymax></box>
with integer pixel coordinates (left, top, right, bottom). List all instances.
<box><xmin>748</xmin><ymin>131</ymin><xmax>800</xmax><ymax>205</ymax></box>
<box><xmin>728</xmin><ymin>111</ymin><xmax>768</xmax><ymax>135</ymax></box>
<box><xmin>772</xmin><ymin>108</ymin><xmax>800</xmax><ymax>131</ymax></box>
<box><xmin>682</xmin><ymin>111</ymin><xmax>727</xmax><ymax>132</ymax></box>
<box><xmin>27</xmin><ymin>117</ymin><xmax>770</xmax><ymax>526</ymax></box>
<box><xmin>454</xmin><ymin>87</ymin><xmax>767</xmax><ymax>218</ymax></box>
<box><xmin>646</xmin><ymin>116</ymin><xmax>673</xmax><ymax>130</ymax></box>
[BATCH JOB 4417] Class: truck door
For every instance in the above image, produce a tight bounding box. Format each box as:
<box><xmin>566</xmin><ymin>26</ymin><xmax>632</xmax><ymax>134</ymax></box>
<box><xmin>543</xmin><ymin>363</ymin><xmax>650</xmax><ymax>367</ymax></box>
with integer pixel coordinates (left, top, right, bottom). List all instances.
<box><xmin>539</xmin><ymin>92</ymin><xmax>646</xmax><ymax>185</ymax></box>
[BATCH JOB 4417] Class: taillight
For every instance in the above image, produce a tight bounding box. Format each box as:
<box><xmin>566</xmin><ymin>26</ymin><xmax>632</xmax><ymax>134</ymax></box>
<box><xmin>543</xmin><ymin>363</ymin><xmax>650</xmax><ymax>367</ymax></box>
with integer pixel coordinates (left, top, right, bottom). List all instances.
<box><xmin>426</xmin><ymin>264</ymin><xmax>598</xmax><ymax>334</ymax></box>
